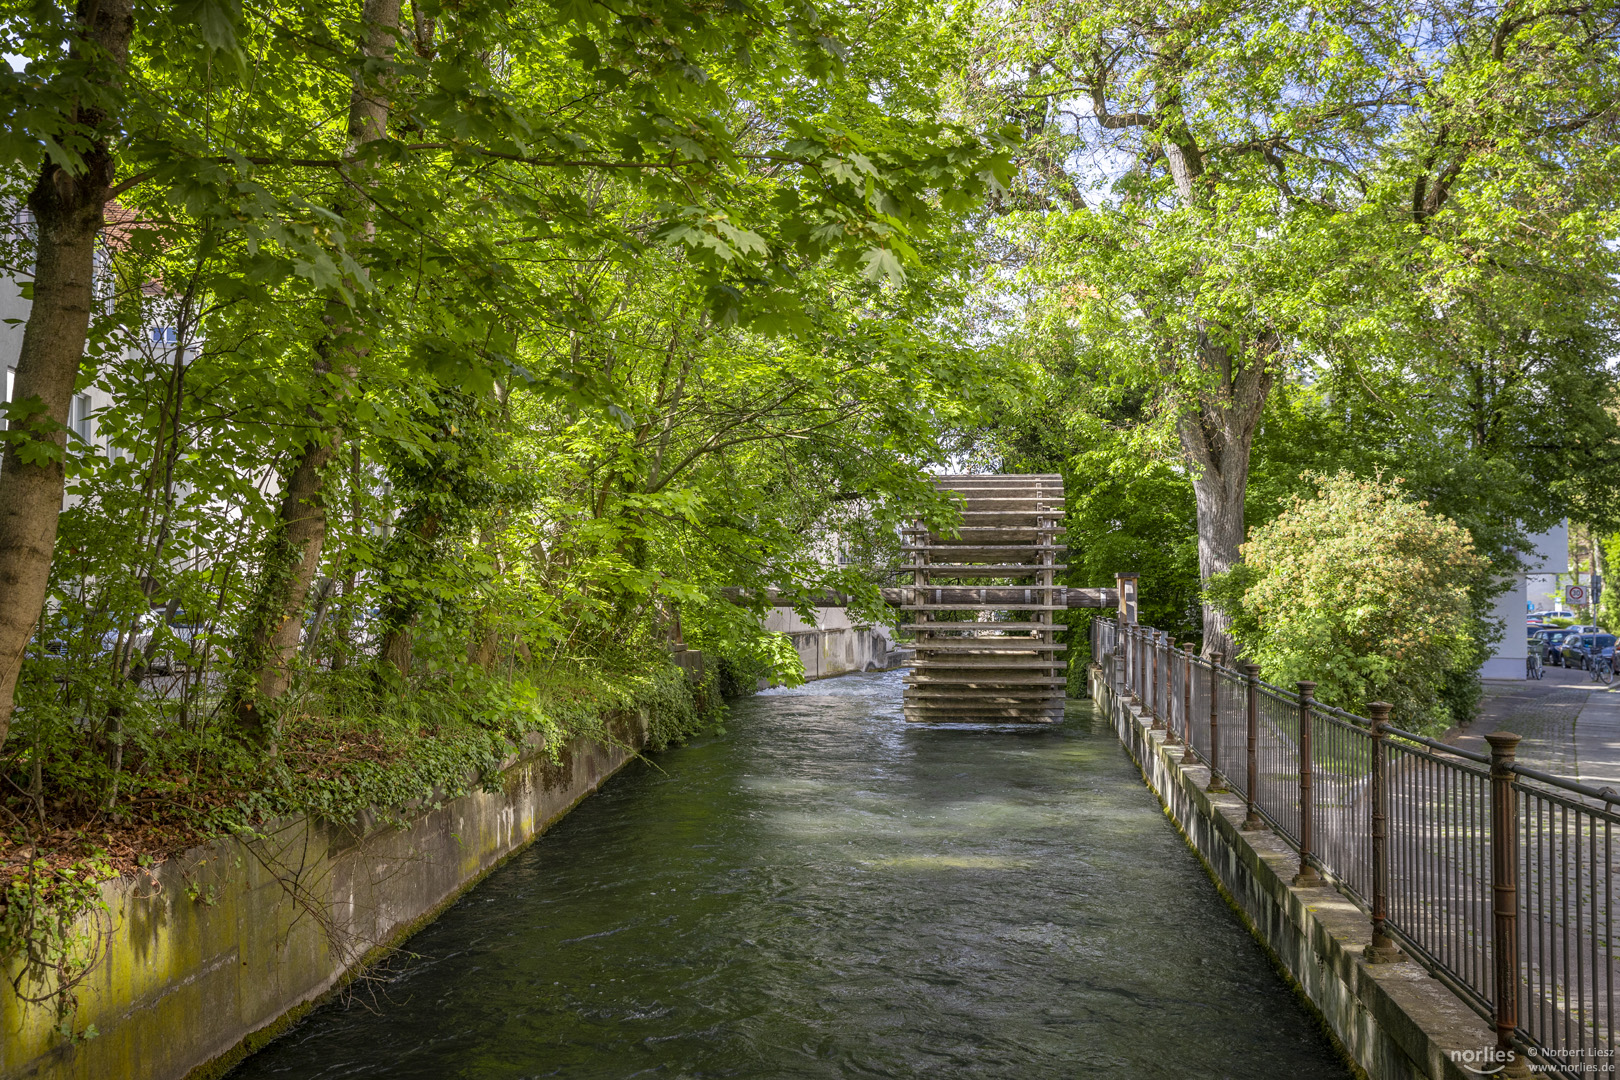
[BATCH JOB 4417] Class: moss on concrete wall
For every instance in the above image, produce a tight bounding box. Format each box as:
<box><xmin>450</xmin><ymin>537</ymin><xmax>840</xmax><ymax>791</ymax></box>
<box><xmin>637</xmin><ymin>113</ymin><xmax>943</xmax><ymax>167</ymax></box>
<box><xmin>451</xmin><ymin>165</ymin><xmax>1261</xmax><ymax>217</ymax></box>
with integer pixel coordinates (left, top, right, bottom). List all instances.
<box><xmin>2</xmin><ymin>714</ymin><xmax>647</xmax><ymax>1080</ymax></box>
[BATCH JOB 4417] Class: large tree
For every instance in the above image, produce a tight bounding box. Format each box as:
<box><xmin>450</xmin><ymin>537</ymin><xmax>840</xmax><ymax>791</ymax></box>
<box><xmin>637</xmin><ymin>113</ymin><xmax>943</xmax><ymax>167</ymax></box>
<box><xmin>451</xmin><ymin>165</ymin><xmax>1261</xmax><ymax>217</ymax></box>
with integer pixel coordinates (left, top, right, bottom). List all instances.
<box><xmin>967</xmin><ymin>0</ymin><xmax>1620</xmax><ymax>652</ymax></box>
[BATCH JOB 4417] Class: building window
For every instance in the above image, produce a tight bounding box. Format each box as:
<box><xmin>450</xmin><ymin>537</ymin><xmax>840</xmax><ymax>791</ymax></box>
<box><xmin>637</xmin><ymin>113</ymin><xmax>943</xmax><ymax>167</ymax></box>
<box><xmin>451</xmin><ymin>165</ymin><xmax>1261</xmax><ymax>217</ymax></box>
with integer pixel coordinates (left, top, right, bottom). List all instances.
<box><xmin>70</xmin><ymin>394</ymin><xmax>92</xmax><ymax>444</ymax></box>
<box><xmin>150</xmin><ymin>326</ymin><xmax>178</xmax><ymax>346</ymax></box>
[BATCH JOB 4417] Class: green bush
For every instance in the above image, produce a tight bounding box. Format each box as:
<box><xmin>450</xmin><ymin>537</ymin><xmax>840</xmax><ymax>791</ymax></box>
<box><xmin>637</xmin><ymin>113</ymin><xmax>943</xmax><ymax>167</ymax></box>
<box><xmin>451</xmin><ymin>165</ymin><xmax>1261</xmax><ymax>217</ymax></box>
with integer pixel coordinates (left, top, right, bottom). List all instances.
<box><xmin>1207</xmin><ymin>472</ymin><xmax>1493</xmax><ymax>733</ymax></box>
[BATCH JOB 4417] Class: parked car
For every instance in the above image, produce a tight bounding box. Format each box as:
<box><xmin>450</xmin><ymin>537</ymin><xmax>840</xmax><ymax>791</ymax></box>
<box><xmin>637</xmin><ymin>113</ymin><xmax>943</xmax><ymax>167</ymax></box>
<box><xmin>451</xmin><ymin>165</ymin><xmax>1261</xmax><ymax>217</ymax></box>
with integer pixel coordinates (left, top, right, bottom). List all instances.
<box><xmin>1536</xmin><ymin>609</ymin><xmax>1578</xmax><ymax>621</ymax></box>
<box><xmin>1535</xmin><ymin>625</ymin><xmax>1574</xmax><ymax>667</ymax></box>
<box><xmin>1535</xmin><ymin>629</ymin><xmax>1576</xmax><ymax>666</ymax></box>
<box><xmin>100</xmin><ymin>610</ymin><xmax>213</xmax><ymax>675</ymax></box>
<box><xmin>1563</xmin><ymin>633</ymin><xmax>1617</xmax><ymax>671</ymax></box>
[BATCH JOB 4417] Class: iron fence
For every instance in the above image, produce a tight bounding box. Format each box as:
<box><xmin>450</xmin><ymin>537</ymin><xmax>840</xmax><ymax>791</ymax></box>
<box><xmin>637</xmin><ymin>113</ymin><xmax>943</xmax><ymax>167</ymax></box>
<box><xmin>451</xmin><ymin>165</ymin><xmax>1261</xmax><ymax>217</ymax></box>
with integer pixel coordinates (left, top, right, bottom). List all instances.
<box><xmin>1089</xmin><ymin>617</ymin><xmax>1620</xmax><ymax>1078</ymax></box>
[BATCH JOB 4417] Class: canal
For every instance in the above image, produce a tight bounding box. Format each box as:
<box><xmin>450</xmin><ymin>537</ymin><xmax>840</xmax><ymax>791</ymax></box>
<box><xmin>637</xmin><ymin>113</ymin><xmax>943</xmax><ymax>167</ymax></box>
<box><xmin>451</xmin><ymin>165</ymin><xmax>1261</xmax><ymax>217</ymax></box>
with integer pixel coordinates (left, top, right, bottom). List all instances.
<box><xmin>230</xmin><ymin>670</ymin><xmax>1350</xmax><ymax>1078</ymax></box>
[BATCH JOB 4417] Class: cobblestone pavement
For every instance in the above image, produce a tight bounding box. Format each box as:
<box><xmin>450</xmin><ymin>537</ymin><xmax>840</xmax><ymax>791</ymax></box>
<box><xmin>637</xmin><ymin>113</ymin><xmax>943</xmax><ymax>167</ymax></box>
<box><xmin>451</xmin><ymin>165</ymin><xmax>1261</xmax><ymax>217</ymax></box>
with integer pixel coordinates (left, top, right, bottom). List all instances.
<box><xmin>1449</xmin><ymin>666</ymin><xmax>1620</xmax><ymax>789</ymax></box>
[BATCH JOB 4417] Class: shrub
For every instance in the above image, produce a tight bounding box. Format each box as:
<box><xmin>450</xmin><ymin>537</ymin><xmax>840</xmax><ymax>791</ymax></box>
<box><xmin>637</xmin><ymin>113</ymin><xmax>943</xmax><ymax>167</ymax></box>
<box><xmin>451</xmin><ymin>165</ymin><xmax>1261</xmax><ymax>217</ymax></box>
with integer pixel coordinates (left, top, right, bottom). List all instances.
<box><xmin>1206</xmin><ymin>472</ymin><xmax>1492</xmax><ymax>733</ymax></box>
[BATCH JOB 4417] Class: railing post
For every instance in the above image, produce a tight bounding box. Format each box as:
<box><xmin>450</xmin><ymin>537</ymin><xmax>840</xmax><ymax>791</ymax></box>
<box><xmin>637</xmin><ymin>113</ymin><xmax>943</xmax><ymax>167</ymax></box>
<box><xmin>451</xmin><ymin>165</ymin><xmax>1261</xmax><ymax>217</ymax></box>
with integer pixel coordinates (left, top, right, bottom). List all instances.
<box><xmin>1113</xmin><ymin>623</ymin><xmax>1126</xmax><ymax>696</ymax></box>
<box><xmin>1120</xmin><ymin>624</ymin><xmax>1129</xmax><ymax>694</ymax></box>
<box><xmin>1128</xmin><ymin>627</ymin><xmax>1140</xmax><ymax>706</ymax></box>
<box><xmin>1181</xmin><ymin>644</ymin><xmax>1198</xmax><ymax>765</ymax></box>
<box><xmin>1366</xmin><ymin>702</ymin><xmax>1406</xmax><ymax>964</ymax></box>
<box><xmin>1207</xmin><ymin>652</ymin><xmax>1228</xmax><ymax>793</ymax></box>
<box><xmin>1150</xmin><ymin>632</ymin><xmax>1164</xmax><ymax>731</ymax></box>
<box><xmin>1127</xmin><ymin>628</ymin><xmax>1140</xmax><ymax>705</ymax></box>
<box><xmin>1122</xmin><ymin>626</ymin><xmax>1130</xmax><ymax>698</ymax></box>
<box><xmin>1293</xmin><ymin>682</ymin><xmax>1322</xmax><ymax>887</ymax></box>
<box><xmin>1115</xmin><ymin>571</ymin><xmax>1138</xmax><ymax>626</ymax></box>
<box><xmin>1487</xmin><ymin>731</ymin><xmax>1529</xmax><ymax>1078</ymax></box>
<box><xmin>1241</xmin><ymin>663</ymin><xmax>1263</xmax><ymax>830</ymax></box>
<box><xmin>1117</xmin><ymin>572</ymin><xmax>1139</xmax><ymax>708</ymax></box>
<box><xmin>1164</xmin><ymin>639</ymin><xmax>1181</xmax><ymax>745</ymax></box>
<box><xmin>1122</xmin><ymin>626</ymin><xmax>1129</xmax><ymax>694</ymax></box>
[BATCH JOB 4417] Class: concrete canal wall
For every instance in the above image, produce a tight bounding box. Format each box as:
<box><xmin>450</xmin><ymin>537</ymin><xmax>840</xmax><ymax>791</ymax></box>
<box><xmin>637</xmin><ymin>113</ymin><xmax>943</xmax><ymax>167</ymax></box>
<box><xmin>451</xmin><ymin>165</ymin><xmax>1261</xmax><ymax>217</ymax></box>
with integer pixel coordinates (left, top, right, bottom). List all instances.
<box><xmin>762</xmin><ymin>606</ymin><xmax>906</xmax><ymax>681</ymax></box>
<box><xmin>1</xmin><ymin>715</ymin><xmax>647</xmax><ymax>1080</ymax></box>
<box><xmin>1090</xmin><ymin>664</ymin><xmax>1498</xmax><ymax>1080</ymax></box>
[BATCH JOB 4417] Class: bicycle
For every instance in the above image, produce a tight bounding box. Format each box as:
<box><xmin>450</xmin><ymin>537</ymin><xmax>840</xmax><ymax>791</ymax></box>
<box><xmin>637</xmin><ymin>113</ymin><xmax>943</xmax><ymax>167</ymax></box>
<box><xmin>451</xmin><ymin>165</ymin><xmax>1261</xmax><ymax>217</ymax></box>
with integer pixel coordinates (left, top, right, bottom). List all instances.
<box><xmin>1528</xmin><ymin>651</ymin><xmax>1545</xmax><ymax>680</ymax></box>
<box><xmin>1590</xmin><ymin>654</ymin><xmax>1615</xmax><ymax>687</ymax></box>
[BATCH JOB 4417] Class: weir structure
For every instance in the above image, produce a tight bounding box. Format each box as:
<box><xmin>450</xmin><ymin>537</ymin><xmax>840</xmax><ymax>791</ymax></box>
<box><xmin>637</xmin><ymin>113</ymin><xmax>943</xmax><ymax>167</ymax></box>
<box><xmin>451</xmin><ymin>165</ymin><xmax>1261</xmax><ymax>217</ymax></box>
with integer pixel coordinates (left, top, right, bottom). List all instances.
<box><xmin>901</xmin><ymin>474</ymin><xmax>1069</xmax><ymax>723</ymax></box>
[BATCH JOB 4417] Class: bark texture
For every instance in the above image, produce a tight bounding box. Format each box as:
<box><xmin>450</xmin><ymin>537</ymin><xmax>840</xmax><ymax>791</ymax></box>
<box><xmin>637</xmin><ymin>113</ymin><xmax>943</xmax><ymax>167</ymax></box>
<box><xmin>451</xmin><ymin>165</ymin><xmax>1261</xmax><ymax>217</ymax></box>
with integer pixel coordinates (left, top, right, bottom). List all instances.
<box><xmin>376</xmin><ymin>509</ymin><xmax>439</xmax><ymax>678</ymax></box>
<box><xmin>231</xmin><ymin>0</ymin><xmax>402</xmax><ymax>740</ymax></box>
<box><xmin>1175</xmin><ymin>332</ymin><xmax>1275</xmax><ymax>658</ymax></box>
<box><xmin>0</xmin><ymin>0</ymin><xmax>134</xmax><ymax>752</ymax></box>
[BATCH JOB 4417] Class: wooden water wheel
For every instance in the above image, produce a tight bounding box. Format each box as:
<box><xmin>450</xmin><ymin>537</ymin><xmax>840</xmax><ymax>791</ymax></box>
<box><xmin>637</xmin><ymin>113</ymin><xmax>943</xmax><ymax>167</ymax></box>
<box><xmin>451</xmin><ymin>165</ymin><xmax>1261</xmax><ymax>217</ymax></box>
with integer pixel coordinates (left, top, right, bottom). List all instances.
<box><xmin>900</xmin><ymin>474</ymin><xmax>1067</xmax><ymax>723</ymax></box>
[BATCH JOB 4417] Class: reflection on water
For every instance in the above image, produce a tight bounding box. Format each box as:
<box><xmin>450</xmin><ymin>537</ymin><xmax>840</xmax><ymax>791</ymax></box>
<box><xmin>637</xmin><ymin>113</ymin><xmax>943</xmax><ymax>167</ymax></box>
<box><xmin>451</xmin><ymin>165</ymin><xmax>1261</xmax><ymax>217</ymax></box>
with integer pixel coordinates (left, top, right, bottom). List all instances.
<box><xmin>230</xmin><ymin>669</ymin><xmax>1349</xmax><ymax>1079</ymax></box>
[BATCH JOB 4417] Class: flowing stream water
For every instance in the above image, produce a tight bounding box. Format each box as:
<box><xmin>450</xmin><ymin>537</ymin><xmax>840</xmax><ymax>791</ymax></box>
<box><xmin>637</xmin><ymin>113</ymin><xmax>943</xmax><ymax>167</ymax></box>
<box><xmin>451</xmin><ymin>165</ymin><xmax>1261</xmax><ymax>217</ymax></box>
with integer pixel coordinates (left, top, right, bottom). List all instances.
<box><xmin>230</xmin><ymin>670</ymin><xmax>1350</xmax><ymax>1079</ymax></box>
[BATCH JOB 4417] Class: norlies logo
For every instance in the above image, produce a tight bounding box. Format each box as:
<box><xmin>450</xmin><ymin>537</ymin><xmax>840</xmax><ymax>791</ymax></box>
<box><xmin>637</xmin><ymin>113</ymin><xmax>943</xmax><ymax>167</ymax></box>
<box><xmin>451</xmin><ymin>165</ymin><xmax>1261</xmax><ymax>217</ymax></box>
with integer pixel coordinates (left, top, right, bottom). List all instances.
<box><xmin>1450</xmin><ymin>1045</ymin><xmax>1620</xmax><ymax>1075</ymax></box>
<box><xmin>1447</xmin><ymin>1047</ymin><xmax>1511</xmax><ymax>1076</ymax></box>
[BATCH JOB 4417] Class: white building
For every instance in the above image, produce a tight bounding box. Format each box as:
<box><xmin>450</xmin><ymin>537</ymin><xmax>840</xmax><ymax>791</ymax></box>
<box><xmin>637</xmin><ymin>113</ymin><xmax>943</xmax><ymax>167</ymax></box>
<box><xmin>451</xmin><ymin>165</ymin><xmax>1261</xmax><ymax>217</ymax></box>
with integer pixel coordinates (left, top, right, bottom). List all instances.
<box><xmin>1527</xmin><ymin>573</ymin><xmax>1565</xmax><ymax>613</ymax></box>
<box><xmin>0</xmin><ymin>215</ymin><xmax>127</xmax><ymax>461</ymax></box>
<box><xmin>1483</xmin><ymin>522</ymin><xmax>1569</xmax><ymax>679</ymax></box>
<box><xmin>1</xmin><ymin>213</ymin><xmax>182</xmax><ymax>477</ymax></box>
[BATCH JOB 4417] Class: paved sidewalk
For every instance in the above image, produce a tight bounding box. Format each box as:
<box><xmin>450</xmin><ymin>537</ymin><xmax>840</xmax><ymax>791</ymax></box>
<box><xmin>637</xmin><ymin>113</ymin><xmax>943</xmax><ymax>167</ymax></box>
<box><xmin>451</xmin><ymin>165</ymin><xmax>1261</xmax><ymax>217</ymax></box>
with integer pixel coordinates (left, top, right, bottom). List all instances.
<box><xmin>1447</xmin><ymin>666</ymin><xmax>1620</xmax><ymax>790</ymax></box>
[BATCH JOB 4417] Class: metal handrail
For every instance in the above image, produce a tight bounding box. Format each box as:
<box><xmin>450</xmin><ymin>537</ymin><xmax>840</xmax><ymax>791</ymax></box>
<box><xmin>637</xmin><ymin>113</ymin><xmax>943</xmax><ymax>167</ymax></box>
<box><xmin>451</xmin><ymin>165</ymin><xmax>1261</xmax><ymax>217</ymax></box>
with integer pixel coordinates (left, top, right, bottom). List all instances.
<box><xmin>1091</xmin><ymin>615</ymin><xmax>1619</xmax><ymax>1078</ymax></box>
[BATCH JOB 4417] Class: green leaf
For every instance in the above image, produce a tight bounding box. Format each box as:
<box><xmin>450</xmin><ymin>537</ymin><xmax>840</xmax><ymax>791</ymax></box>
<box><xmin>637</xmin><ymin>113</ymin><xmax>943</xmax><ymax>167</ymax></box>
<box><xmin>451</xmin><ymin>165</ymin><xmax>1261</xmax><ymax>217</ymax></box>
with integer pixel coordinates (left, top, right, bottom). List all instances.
<box><xmin>175</xmin><ymin>0</ymin><xmax>244</xmax><ymax>57</ymax></box>
<box><xmin>859</xmin><ymin>247</ymin><xmax>905</xmax><ymax>285</ymax></box>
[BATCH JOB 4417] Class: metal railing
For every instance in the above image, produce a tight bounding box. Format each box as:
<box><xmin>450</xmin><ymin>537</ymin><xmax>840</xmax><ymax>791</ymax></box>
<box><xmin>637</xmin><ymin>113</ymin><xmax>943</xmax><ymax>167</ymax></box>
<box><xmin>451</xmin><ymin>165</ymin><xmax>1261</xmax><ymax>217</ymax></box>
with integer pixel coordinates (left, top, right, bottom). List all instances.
<box><xmin>1090</xmin><ymin>617</ymin><xmax>1620</xmax><ymax>1078</ymax></box>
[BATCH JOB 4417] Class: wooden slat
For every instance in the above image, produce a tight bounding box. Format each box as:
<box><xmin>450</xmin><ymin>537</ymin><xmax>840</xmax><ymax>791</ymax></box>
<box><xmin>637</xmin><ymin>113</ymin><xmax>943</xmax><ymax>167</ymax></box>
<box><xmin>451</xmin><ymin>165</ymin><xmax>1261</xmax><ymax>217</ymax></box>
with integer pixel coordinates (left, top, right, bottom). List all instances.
<box><xmin>899</xmin><ymin>564</ymin><xmax>1068</xmax><ymax>574</ymax></box>
<box><xmin>903</xmin><ymin>706</ymin><xmax>1064</xmax><ymax>719</ymax></box>
<box><xmin>909</xmin><ymin>659</ymin><xmax>1064</xmax><ymax>670</ymax></box>
<box><xmin>905</xmin><ymin>640</ymin><xmax>1067</xmax><ymax>651</ymax></box>
<box><xmin>900</xmin><ymin>543</ymin><xmax>1065</xmax><ymax>552</ymax></box>
<box><xmin>904</xmin><ymin>624</ymin><xmax>1057</xmax><ymax>632</ymax></box>
<box><xmin>909</xmin><ymin>690</ymin><xmax>1062</xmax><ymax>697</ymax></box>
<box><xmin>902</xmin><ymin>604</ymin><xmax>1064</xmax><ymax>613</ymax></box>
<box><xmin>907</xmin><ymin>680</ymin><xmax>1069</xmax><ymax>689</ymax></box>
<box><xmin>904</xmin><ymin>705</ymin><xmax>1064</xmax><ymax>714</ymax></box>
<box><xmin>907</xmin><ymin>701</ymin><xmax>1068</xmax><ymax>709</ymax></box>
<box><xmin>931</xmin><ymin>473</ymin><xmax>1063</xmax><ymax>480</ymax></box>
<box><xmin>902</xmin><ymin>525</ymin><xmax>1066</xmax><ymax>533</ymax></box>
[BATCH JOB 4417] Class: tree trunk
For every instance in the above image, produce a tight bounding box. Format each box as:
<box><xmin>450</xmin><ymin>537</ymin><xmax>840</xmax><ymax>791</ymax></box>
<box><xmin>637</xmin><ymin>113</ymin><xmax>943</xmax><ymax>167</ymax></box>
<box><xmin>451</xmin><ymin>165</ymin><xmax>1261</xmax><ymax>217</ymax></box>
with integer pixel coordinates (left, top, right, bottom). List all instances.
<box><xmin>466</xmin><ymin>525</ymin><xmax>502</xmax><ymax>669</ymax></box>
<box><xmin>0</xmin><ymin>0</ymin><xmax>134</xmax><ymax>753</ymax></box>
<box><xmin>229</xmin><ymin>0</ymin><xmax>402</xmax><ymax>740</ymax></box>
<box><xmin>1175</xmin><ymin>331</ymin><xmax>1274</xmax><ymax>658</ymax></box>
<box><xmin>331</xmin><ymin>445</ymin><xmax>364</xmax><ymax>671</ymax></box>
<box><xmin>231</xmin><ymin>416</ymin><xmax>344</xmax><ymax>738</ymax></box>
<box><xmin>376</xmin><ymin>510</ymin><xmax>439</xmax><ymax>678</ymax></box>
<box><xmin>1187</xmin><ymin>450</ymin><xmax>1249</xmax><ymax>653</ymax></box>
<box><xmin>469</xmin><ymin>622</ymin><xmax>500</xmax><ymax>670</ymax></box>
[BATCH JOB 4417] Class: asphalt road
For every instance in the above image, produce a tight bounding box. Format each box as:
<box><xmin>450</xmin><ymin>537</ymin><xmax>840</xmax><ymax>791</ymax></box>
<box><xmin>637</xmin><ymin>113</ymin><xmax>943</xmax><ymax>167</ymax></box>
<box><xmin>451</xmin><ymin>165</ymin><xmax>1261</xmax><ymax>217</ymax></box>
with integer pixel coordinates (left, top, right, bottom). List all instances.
<box><xmin>1450</xmin><ymin>665</ymin><xmax>1620</xmax><ymax>790</ymax></box>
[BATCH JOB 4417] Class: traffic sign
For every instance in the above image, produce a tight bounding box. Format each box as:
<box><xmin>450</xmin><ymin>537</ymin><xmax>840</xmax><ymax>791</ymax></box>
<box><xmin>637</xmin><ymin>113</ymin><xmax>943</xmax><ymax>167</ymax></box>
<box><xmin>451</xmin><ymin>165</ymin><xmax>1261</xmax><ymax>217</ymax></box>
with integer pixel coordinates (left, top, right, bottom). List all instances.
<box><xmin>1568</xmin><ymin>584</ymin><xmax>1588</xmax><ymax>604</ymax></box>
